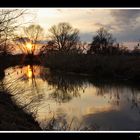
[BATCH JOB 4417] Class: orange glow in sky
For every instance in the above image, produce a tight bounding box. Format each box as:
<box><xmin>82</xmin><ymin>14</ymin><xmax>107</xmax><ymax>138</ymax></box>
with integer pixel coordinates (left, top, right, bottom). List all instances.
<box><xmin>26</xmin><ymin>43</ymin><xmax>32</xmax><ymax>52</ymax></box>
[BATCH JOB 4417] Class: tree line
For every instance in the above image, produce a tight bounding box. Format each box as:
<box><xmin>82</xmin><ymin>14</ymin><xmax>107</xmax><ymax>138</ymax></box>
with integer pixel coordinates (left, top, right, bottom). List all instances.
<box><xmin>0</xmin><ymin>9</ymin><xmax>140</xmax><ymax>81</ymax></box>
<box><xmin>17</xmin><ymin>22</ymin><xmax>140</xmax><ymax>56</ymax></box>
<box><xmin>0</xmin><ymin>9</ymin><xmax>139</xmax><ymax>56</ymax></box>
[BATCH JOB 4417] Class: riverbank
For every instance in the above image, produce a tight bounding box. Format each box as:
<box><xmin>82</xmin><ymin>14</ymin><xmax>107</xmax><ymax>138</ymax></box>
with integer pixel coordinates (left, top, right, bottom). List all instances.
<box><xmin>0</xmin><ymin>89</ymin><xmax>41</xmax><ymax>130</ymax></box>
<box><xmin>44</xmin><ymin>53</ymin><xmax>140</xmax><ymax>82</ymax></box>
<box><xmin>1</xmin><ymin>54</ymin><xmax>140</xmax><ymax>82</ymax></box>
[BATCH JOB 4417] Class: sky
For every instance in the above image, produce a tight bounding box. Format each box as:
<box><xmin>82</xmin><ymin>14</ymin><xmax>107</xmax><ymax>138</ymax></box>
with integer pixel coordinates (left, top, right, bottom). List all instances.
<box><xmin>21</xmin><ymin>8</ymin><xmax>140</xmax><ymax>47</ymax></box>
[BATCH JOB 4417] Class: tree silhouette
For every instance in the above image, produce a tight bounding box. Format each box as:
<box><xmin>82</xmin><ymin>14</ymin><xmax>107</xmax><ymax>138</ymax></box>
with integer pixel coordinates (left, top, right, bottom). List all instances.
<box><xmin>48</xmin><ymin>22</ymin><xmax>80</xmax><ymax>53</ymax></box>
<box><xmin>132</xmin><ymin>44</ymin><xmax>140</xmax><ymax>55</ymax></box>
<box><xmin>0</xmin><ymin>9</ymin><xmax>27</xmax><ymax>56</ymax></box>
<box><xmin>23</xmin><ymin>24</ymin><xmax>44</xmax><ymax>55</ymax></box>
<box><xmin>88</xmin><ymin>27</ymin><xmax>116</xmax><ymax>54</ymax></box>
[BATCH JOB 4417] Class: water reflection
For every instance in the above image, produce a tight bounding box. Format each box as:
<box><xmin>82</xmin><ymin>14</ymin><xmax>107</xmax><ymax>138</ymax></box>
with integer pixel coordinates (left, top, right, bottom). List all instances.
<box><xmin>2</xmin><ymin>65</ymin><xmax>140</xmax><ymax>130</ymax></box>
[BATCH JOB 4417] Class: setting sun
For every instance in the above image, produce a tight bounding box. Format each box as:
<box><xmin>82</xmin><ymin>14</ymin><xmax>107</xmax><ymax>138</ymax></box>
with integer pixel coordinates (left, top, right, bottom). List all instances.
<box><xmin>26</xmin><ymin>43</ymin><xmax>32</xmax><ymax>51</ymax></box>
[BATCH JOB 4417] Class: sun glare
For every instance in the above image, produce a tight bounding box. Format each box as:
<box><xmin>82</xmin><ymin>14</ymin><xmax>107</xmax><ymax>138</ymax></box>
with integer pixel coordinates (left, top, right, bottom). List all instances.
<box><xmin>26</xmin><ymin>43</ymin><xmax>32</xmax><ymax>51</ymax></box>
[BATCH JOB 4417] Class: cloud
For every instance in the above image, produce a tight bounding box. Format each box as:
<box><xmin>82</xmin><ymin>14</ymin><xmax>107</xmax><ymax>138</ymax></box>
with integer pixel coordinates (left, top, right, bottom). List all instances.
<box><xmin>35</xmin><ymin>9</ymin><xmax>140</xmax><ymax>42</ymax></box>
<box><xmin>78</xmin><ymin>9</ymin><xmax>140</xmax><ymax>42</ymax></box>
<box><xmin>110</xmin><ymin>9</ymin><xmax>140</xmax><ymax>31</ymax></box>
<box><xmin>92</xmin><ymin>22</ymin><xmax>116</xmax><ymax>32</ymax></box>
<box><xmin>105</xmin><ymin>9</ymin><xmax>140</xmax><ymax>42</ymax></box>
<box><xmin>111</xmin><ymin>9</ymin><xmax>140</xmax><ymax>24</ymax></box>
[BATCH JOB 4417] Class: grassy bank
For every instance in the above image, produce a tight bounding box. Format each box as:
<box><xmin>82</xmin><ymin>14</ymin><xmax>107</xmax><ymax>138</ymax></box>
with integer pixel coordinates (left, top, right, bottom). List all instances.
<box><xmin>44</xmin><ymin>53</ymin><xmax>140</xmax><ymax>81</ymax></box>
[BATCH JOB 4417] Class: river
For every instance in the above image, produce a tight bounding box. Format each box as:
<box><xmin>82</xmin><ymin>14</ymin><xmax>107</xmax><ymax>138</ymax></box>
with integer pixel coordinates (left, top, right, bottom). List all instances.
<box><xmin>1</xmin><ymin>65</ymin><xmax>140</xmax><ymax>131</ymax></box>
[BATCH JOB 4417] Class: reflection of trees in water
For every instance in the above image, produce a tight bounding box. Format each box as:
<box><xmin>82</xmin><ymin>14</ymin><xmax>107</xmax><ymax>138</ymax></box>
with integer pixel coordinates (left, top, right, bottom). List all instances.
<box><xmin>3</xmin><ymin>65</ymin><xmax>88</xmax><ymax>113</ymax></box>
<box><xmin>3</xmin><ymin>65</ymin><xmax>140</xmax><ymax>110</ymax></box>
<box><xmin>44</xmin><ymin>113</ymin><xmax>101</xmax><ymax>131</ymax></box>
<box><xmin>41</xmin><ymin>72</ymin><xmax>88</xmax><ymax>103</ymax></box>
<box><xmin>95</xmin><ymin>83</ymin><xmax>121</xmax><ymax>106</ymax></box>
<box><xmin>92</xmin><ymin>80</ymin><xmax>140</xmax><ymax>112</ymax></box>
<box><xmin>2</xmin><ymin>66</ymin><xmax>89</xmax><ymax>130</ymax></box>
<box><xmin>2</xmin><ymin>65</ymin><xmax>140</xmax><ymax>131</ymax></box>
<box><xmin>45</xmin><ymin>114</ymin><xmax>75</xmax><ymax>131</ymax></box>
<box><xmin>44</xmin><ymin>113</ymin><xmax>87</xmax><ymax>131</ymax></box>
<box><xmin>3</xmin><ymin>65</ymin><xmax>45</xmax><ymax>114</ymax></box>
<box><xmin>129</xmin><ymin>88</ymin><xmax>140</xmax><ymax>114</ymax></box>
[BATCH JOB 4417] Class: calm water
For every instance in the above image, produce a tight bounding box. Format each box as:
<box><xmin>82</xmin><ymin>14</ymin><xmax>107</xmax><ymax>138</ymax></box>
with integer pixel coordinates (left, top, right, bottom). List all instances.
<box><xmin>2</xmin><ymin>65</ymin><xmax>140</xmax><ymax>130</ymax></box>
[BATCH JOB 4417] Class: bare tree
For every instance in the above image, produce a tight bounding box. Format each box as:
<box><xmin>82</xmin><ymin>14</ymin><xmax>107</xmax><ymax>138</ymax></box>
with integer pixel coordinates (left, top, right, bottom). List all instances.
<box><xmin>132</xmin><ymin>44</ymin><xmax>140</xmax><ymax>55</ymax></box>
<box><xmin>13</xmin><ymin>37</ymin><xmax>30</xmax><ymax>54</ymax></box>
<box><xmin>48</xmin><ymin>22</ymin><xmax>80</xmax><ymax>53</ymax></box>
<box><xmin>76</xmin><ymin>41</ymin><xmax>90</xmax><ymax>54</ymax></box>
<box><xmin>23</xmin><ymin>24</ymin><xmax>44</xmax><ymax>55</ymax></box>
<box><xmin>14</xmin><ymin>24</ymin><xmax>44</xmax><ymax>55</ymax></box>
<box><xmin>88</xmin><ymin>27</ymin><xmax>116</xmax><ymax>54</ymax></box>
<box><xmin>0</xmin><ymin>9</ymin><xmax>28</xmax><ymax>55</ymax></box>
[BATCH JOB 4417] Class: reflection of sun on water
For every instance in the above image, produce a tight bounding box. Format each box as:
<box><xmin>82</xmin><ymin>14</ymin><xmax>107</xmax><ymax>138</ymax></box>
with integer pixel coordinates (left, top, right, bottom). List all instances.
<box><xmin>4</xmin><ymin>65</ymin><xmax>136</xmax><ymax>130</ymax></box>
<box><xmin>27</xmin><ymin>65</ymin><xmax>32</xmax><ymax>78</ymax></box>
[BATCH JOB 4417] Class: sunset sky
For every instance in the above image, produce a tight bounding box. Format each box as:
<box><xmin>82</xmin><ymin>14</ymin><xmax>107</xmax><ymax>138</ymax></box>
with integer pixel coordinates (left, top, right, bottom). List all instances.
<box><xmin>19</xmin><ymin>8</ymin><xmax>140</xmax><ymax>46</ymax></box>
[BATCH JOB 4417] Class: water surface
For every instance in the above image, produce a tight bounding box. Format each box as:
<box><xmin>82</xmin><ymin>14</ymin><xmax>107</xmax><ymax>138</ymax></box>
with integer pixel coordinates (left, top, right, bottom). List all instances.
<box><xmin>2</xmin><ymin>65</ymin><xmax>140</xmax><ymax>130</ymax></box>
